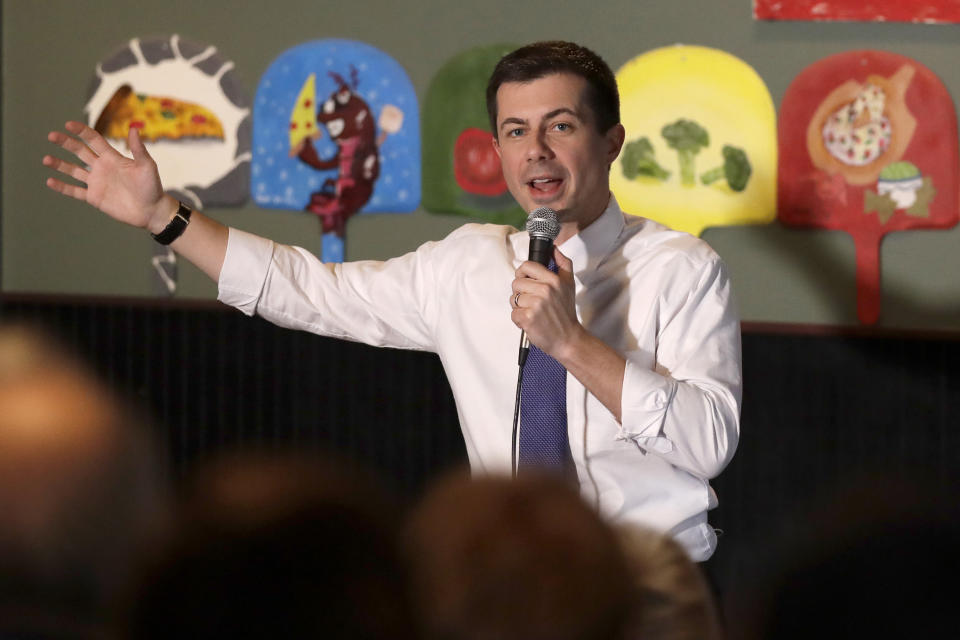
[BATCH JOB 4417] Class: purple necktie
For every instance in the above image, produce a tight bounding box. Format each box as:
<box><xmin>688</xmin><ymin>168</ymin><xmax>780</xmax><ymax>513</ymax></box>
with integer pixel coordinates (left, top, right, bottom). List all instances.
<box><xmin>518</xmin><ymin>259</ymin><xmax>572</xmax><ymax>473</ymax></box>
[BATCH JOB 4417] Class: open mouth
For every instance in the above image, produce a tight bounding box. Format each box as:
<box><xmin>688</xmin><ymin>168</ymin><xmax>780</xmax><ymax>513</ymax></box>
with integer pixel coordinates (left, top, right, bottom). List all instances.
<box><xmin>528</xmin><ymin>177</ymin><xmax>563</xmax><ymax>195</ymax></box>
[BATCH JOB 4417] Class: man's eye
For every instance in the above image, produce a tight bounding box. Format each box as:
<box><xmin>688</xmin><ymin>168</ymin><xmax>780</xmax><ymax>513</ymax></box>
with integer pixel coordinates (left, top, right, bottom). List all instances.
<box><xmin>508</xmin><ymin>128</ymin><xmax>524</xmax><ymax>137</ymax></box>
<box><xmin>554</xmin><ymin>122</ymin><xmax>571</xmax><ymax>132</ymax></box>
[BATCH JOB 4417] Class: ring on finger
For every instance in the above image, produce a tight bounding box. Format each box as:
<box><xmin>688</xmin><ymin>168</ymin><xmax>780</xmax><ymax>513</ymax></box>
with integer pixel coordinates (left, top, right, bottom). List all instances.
<box><xmin>514</xmin><ymin>292</ymin><xmax>521</xmax><ymax>308</ymax></box>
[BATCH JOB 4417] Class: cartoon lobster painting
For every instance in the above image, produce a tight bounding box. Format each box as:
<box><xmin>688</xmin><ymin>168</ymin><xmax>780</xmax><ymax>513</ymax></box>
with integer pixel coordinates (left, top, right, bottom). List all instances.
<box><xmin>290</xmin><ymin>68</ymin><xmax>404</xmax><ymax>236</ymax></box>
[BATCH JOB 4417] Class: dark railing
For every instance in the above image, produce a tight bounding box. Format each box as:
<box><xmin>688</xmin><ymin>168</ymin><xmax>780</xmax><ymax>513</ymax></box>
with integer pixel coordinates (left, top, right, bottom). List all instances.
<box><xmin>2</xmin><ymin>294</ymin><xmax>959</xmax><ymax>591</ymax></box>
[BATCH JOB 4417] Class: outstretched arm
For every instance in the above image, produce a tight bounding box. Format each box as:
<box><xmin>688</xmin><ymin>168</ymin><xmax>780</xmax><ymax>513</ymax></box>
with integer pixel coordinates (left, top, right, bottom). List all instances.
<box><xmin>42</xmin><ymin>121</ymin><xmax>228</xmax><ymax>282</ymax></box>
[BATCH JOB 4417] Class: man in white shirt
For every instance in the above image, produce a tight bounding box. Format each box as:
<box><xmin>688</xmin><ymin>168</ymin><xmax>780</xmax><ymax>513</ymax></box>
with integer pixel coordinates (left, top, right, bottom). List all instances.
<box><xmin>43</xmin><ymin>41</ymin><xmax>741</xmax><ymax>561</ymax></box>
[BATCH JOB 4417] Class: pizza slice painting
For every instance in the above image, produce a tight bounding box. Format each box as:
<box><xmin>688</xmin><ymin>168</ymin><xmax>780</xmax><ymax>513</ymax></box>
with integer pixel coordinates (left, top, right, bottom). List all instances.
<box><xmin>289</xmin><ymin>73</ymin><xmax>320</xmax><ymax>155</ymax></box>
<box><xmin>94</xmin><ymin>84</ymin><xmax>225</xmax><ymax>142</ymax></box>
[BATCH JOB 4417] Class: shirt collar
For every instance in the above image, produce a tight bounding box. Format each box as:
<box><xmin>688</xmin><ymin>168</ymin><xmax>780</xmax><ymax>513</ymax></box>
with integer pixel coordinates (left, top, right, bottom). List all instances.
<box><xmin>557</xmin><ymin>193</ymin><xmax>626</xmax><ymax>280</ymax></box>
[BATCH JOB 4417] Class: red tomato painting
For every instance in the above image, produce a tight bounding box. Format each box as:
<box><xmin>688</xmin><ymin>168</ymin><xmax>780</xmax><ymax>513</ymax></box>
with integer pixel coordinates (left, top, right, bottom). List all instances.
<box><xmin>453</xmin><ymin>127</ymin><xmax>507</xmax><ymax>196</ymax></box>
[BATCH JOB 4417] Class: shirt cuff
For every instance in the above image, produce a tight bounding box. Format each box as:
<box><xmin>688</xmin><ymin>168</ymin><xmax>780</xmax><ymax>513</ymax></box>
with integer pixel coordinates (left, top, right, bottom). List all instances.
<box><xmin>618</xmin><ymin>359</ymin><xmax>677</xmax><ymax>454</ymax></box>
<box><xmin>217</xmin><ymin>228</ymin><xmax>275</xmax><ymax>316</ymax></box>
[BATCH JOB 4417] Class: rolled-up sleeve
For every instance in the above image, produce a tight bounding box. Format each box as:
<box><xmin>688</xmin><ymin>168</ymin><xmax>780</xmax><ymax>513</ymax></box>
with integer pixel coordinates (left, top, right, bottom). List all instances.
<box><xmin>618</xmin><ymin>257</ymin><xmax>742</xmax><ymax>479</ymax></box>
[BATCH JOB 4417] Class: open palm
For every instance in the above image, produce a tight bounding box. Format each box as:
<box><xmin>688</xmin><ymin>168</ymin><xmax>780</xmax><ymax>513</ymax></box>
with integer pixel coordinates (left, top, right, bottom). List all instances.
<box><xmin>43</xmin><ymin>121</ymin><xmax>168</xmax><ymax>229</ymax></box>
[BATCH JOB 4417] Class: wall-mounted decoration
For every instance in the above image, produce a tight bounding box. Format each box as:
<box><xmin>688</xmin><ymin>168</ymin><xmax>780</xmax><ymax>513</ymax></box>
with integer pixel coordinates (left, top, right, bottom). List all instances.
<box><xmin>84</xmin><ymin>34</ymin><xmax>252</xmax><ymax>295</ymax></box>
<box><xmin>778</xmin><ymin>50</ymin><xmax>959</xmax><ymax>325</ymax></box>
<box><xmin>422</xmin><ymin>44</ymin><xmax>523</xmax><ymax>228</ymax></box>
<box><xmin>610</xmin><ymin>45</ymin><xmax>776</xmax><ymax>237</ymax></box>
<box><xmin>253</xmin><ymin>39</ymin><xmax>419</xmax><ymax>263</ymax></box>
<box><xmin>754</xmin><ymin>0</ymin><xmax>960</xmax><ymax>23</ymax></box>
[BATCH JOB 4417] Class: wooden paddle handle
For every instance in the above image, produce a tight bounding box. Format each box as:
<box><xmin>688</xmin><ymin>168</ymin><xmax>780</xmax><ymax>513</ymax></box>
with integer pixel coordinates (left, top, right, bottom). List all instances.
<box><xmin>854</xmin><ymin>234</ymin><xmax>882</xmax><ymax>325</ymax></box>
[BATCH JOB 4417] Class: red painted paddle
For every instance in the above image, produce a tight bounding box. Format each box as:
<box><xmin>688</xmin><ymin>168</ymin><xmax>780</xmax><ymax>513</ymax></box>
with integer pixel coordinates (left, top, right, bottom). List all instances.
<box><xmin>778</xmin><ymin>50</ymin><xmax>958</xmax><ymax>324</ymax></box>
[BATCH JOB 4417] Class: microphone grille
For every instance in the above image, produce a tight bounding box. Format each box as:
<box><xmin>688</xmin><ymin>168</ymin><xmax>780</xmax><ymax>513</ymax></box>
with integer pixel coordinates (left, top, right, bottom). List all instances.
<box><xmin>526</xmin><ymin>207</ymin><xmax>560</xmax><ymax>241</ymax></box>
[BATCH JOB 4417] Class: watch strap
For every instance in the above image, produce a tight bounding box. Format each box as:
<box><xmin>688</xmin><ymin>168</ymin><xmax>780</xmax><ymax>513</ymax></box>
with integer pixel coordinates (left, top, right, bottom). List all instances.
<box><xmin>150</xmin><ymin>202</ymin><xmax>192</xmax><ymax>245</ymax></box>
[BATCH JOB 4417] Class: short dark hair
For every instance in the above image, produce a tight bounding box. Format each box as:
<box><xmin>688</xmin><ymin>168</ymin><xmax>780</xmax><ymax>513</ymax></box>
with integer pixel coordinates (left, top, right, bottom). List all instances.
<box><xmin>486</xmin><ymin>41</ymin><xmax>620</xmax><ymax>138</ymax></box>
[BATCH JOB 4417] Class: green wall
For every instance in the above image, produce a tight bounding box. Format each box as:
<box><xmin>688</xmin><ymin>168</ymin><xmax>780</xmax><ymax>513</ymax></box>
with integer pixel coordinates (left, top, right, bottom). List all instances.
<box><xmin>4</xmin><ymin>0</ymin><xmax>960</xmax><ymax>328</ymax></box>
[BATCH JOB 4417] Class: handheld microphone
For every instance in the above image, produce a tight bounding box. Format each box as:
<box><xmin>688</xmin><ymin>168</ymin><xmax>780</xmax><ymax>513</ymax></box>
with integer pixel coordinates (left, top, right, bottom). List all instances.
<box><xmin>526</xmin><ymin>206</ymin><xmax>560</xmax><ymax>267</ymax></box>
<box><xmin>518</xmin><ymin>207</ymin><xmax>560</xmax><ymax>366</ymax></box>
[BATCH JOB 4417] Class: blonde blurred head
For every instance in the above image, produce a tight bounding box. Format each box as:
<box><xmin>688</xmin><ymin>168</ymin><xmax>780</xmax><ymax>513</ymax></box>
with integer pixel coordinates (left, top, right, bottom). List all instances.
<box><xmin>616</xmin><ymin>525</ymin><xmax>723</xmax><ymax>640</ymax></box>
<box><xmin>0</xmin><ymin>323</ymin><xmax>163</xmax><ymax>634</ymax></box>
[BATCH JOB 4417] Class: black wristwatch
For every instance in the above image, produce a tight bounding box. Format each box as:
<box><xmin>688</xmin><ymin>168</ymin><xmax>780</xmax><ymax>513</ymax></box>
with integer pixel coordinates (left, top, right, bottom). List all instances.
<box><xmin>151</xmin><ymin>201</ymin><xmax>192</xmax><ymax>245</ymax></box>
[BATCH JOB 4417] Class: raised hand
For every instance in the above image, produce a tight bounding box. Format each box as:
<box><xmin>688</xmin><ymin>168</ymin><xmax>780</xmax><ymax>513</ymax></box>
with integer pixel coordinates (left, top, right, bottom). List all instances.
<box><xmin>43</xmin><ymin>121</ymin><xmax>176</xmax><ymax>233</ymax></box>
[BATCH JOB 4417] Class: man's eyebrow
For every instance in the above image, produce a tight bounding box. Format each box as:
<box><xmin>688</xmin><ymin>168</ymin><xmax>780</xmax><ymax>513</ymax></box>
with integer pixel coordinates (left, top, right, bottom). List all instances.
<box><xmin>498</xmin><ymin>108</ymin><xmax>583</xmax><ymax>131</ymax></box>
<box><xmin>544</xmin><ymin>107</ymin><xmax>581</xmax><ymax>120</ymax></box>
<box><xmin>498</xmin><ymin>117</ymin><xmax>527</xmax><ymax>130</ymax></box>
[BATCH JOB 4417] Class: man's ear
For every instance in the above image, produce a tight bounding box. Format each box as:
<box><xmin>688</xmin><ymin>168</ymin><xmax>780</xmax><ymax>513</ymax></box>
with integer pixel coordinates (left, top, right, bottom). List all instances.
<box><xmin>606</xmin><ymin>123</ymin><xmax>626</xmax><ymax>164</ymax></box>
<box><xmin>492</xmin><ymin>134</ymin><xmax>502</xmax><ymax>159</ymax></box>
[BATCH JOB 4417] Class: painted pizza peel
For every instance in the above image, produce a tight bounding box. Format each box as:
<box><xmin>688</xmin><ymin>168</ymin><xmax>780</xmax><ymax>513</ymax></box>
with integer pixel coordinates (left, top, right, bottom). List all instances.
<box><xmin>84</xmin><ymin>34</ymin><xmax>251</xmax><ymax>295</ymax></box>
<box><xmin>421</xmin><ymin>44</ymin><xmax>523</xmax><ymax>228</ymax></box>
<box><xmin>252</xmin><ymin>39</ymin><xmax>420</xmax><ymax>262</ymax></box>
<box><xmin>778</xmin><ymin>50</ymin><xmax>959</xmax><ymax>324</ymax></box>
<box><xmin>611</xmin><ymin>45</ymin><xmax>777</xmax><ymax>237</ymax></box>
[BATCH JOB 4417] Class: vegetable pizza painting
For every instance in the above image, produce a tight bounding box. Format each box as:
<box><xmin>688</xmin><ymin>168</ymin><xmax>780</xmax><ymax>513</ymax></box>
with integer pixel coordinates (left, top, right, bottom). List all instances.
<box><xmin>253</xmin><ymin>40</ymin><xmax>420</xmax><ymax>262</ymax></box>
<box><xmin>778</xmin><ymin>51</ymin><xmax>958</xmax><ymax>325</ymax></box>
<box><xmin>610</xmin><ymin>45</ymin><xmax>776</xmax><ymax>237</ymax></box>
<box><xmin>422</xmin><ymin>44</ymin><xmax>524</xmax><ymax>228</ymax></box>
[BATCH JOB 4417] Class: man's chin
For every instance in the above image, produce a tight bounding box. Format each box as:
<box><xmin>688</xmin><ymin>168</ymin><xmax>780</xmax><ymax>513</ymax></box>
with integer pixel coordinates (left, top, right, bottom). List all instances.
<box><xmin>522</xmin><ymin>196</ymin><xmax>568</xmax><ymax>215</ymax></box>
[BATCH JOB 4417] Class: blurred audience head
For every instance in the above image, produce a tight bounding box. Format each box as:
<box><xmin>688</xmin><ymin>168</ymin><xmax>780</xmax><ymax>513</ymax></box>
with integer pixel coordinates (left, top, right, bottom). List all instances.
<box><xmin>615</xmin><ymin>525</ymin><xmax>722</xmax><ymax>640</ymax></box>
<box><xmin>120</xmin><ymin>449</ymin><xmax>417</xmax><ymax>639</ymax></box>
<box><xmin>727</xmin><ymin>471</ymin><xmax>960</xmax><ymax>639</ymax></box>
<box><xmin>403</xmin><ymin>470</ymin><xmax>633</xmax><ymax>640</ymax></box>
<box><xmin>0</xmin><ymin>323</ymin><xmax>163</xmax><ymax>636</ymax></box>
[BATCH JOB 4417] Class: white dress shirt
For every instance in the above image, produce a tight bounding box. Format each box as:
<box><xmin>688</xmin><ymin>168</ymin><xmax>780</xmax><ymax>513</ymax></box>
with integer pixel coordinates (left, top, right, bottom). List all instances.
<box><xmin>218</xmin><ymin>196</ymin><xmax>741</xmax><ymax>561</ymax></box>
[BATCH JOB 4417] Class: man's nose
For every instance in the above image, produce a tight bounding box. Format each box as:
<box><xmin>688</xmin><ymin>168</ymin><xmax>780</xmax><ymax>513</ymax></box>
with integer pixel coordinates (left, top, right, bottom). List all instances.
<box><xmin>525</xmin><ymin>131</ymin><xmax>554</xmax><ymax>161</ymax></box>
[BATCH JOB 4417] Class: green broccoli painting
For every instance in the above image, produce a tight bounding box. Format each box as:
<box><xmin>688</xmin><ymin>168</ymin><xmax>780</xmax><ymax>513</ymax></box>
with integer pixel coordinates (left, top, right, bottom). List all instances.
<box><xmin>621</xmin><ymin>120</ymin><xmax>752</xmax><ymax>193</ymax></box>
<box><xmin>661</xmin><ymin>119</ymin><xmax>709</xmax><ymax>187</ymax></box>
<box><xmin>701</xmin><ymin>145</ymin><xmax>752</xmax><ymax>192</ymax></box>
<box><xmin>621</xmin><ymin>137</ymin><xmax>670</xmax><ymax>181</ymax></box>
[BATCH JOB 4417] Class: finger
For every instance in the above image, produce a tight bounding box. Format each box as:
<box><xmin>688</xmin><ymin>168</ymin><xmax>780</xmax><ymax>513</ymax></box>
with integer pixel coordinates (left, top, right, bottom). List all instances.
<box><xmin>512</xmin><ymin>277</ymin><xmax>549</xmax><ymax>298</ymax></box>
<box><xmin>128</xmin><ymin>126</ymin><xmax>150</xmax><ymax>161</ymax></box>
<box><xmin>47</xmin><ymin>131</ymin><xmax>99</xmax><ymax>166</ymax></box>
<box><xmin>553</xmin><ymin>246</ymin><xmax>573</xmax><ymax>272</ymax></box>
<box><xmin>42</xmin><ymin>155</ymin><xmax>90</xmax><ymax>183</ymax></box>
<box><xmin>67</xmin><ymin>120</ymin><xmax>115</xmax><ymax>157</ymax></box>
<box><xmin>553</xmin><ymin>247</ymin><xmax>575</xmax><ymax>285</ymax></box>
<box><xmin>45</xmin><ymin>176</ymin><xmax>89</xmax><ymax>202</ymax></box>
<box><xmin>511</xmin><ymin>308</ymin><xmax>530</xmax><ymax>329</ymax></box>
<box><xmin>515</xmin><ymin>260</ymin><xmax>554</xmax><ymax>280</ymax></box>
<box><xmin>509</xmin><ymin>289</ymin><xmax>537</xmax><ymax>309</ymax></box>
